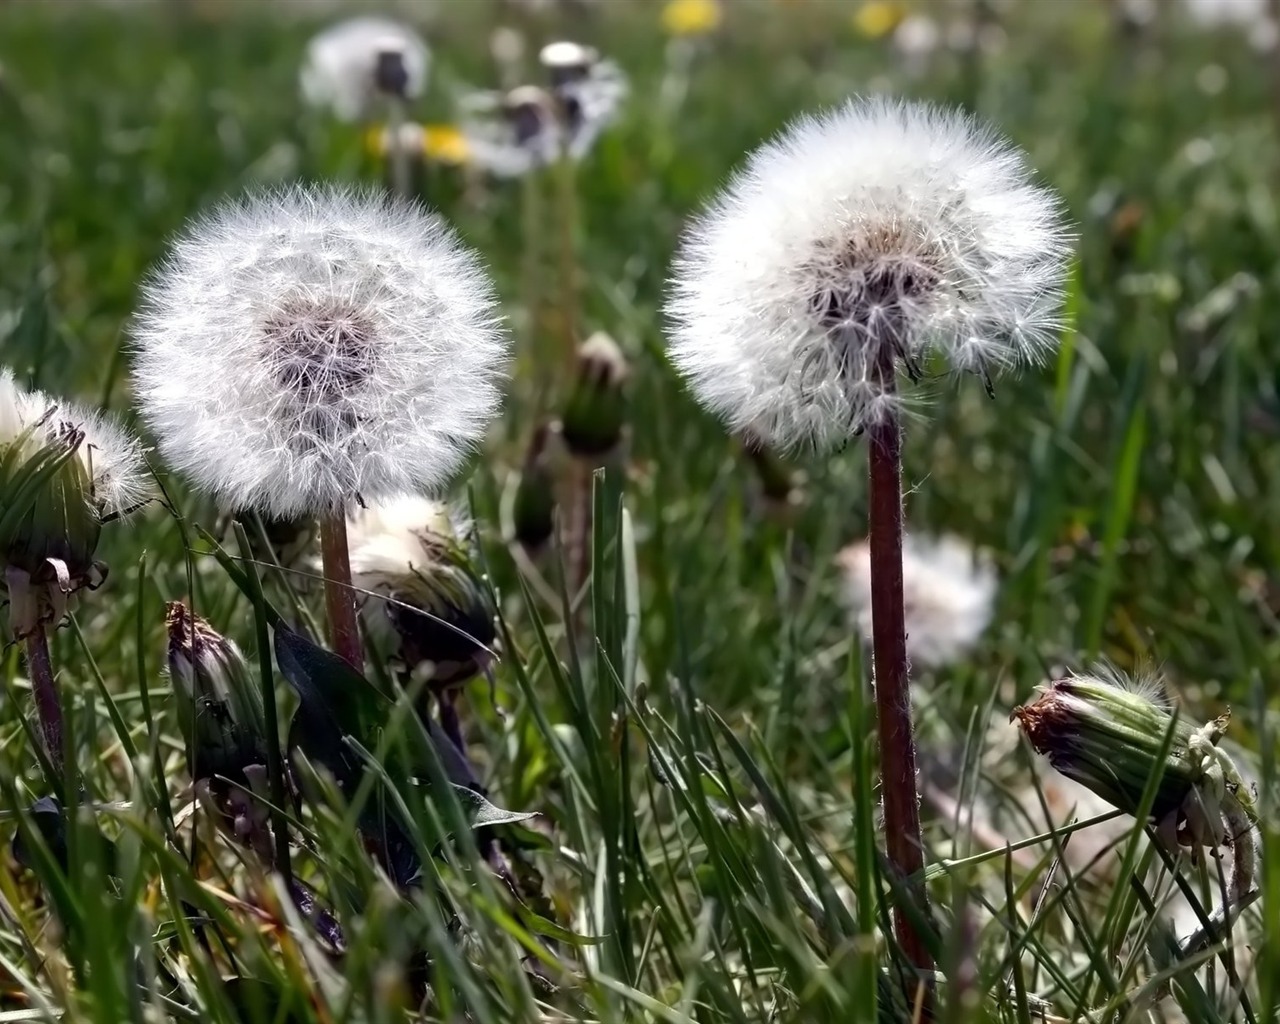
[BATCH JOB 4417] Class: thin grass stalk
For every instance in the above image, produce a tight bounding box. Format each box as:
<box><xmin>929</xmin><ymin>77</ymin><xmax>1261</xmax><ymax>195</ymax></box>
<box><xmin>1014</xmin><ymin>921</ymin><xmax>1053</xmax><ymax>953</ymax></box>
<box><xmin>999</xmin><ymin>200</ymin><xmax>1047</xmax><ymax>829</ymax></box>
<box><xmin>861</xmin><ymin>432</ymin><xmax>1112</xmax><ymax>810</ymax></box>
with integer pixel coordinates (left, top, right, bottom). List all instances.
<box><xmin>232</xmin><ymin>523</ymin><xmax>293</xmax><ymax>891</ymax></box>
<box><xmin>866</xmin><ymin>362</ymin><xmax>932</xmax><ymax>975</ymax></box>
<box><xmin>553</xmin><ymin>148</ymin><xmax>593</xmax><ymax>602</ymax></box>
<box><xmin>520</xmin><ymin>170</ymin><xmax>545</xmax><ymax>399</ymax></box>
<box><xmin>24</xmin><ymin>623</ymin><xmax>62</xmax><ymax>775</ymax></box>
<box><xmin>319</xmin><ymin>514</ymin><xmax>362</xmax><ymax>670</ymax></box>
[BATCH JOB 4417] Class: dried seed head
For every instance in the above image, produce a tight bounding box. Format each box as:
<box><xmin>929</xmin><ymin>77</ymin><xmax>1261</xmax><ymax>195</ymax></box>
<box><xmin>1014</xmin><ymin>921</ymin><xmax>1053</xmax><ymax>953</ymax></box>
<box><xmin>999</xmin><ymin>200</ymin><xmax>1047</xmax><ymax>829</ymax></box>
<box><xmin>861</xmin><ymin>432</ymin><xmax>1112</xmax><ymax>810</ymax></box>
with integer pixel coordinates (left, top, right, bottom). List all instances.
<box><xmin>666</xmin><ymin>96</ymin><xmax>1072</xmax><ymax>450</ymax></box>
<box><xmin>131</xmin><ymin>184</ymin><xmax>509</xmax><ymax>519</ymax></box>
<box><xmin>301</xmin><ymin>17</ymin><xmax>431</xmax><ymax>122</ymax></box>
<box><xmin>837</xmin><ymin>533</ymin><xmax>996</xmax><ymax>669</ymax></box>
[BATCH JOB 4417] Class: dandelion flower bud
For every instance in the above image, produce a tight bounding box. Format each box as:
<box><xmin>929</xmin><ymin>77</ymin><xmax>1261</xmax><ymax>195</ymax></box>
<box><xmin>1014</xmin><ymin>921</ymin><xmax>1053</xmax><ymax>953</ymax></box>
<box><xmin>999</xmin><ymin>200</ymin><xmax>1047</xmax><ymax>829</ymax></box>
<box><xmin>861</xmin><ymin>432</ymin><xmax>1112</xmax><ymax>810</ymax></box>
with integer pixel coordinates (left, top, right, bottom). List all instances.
<box><xmin>166</xmin><ymin>602</ymin><xmax>265</xmax><ymax>783</ymax></box>
<box><xmin>512</xmin><ymin>423</ymin><xmax>557</xmax><ymax>553</ymax></box>
<box><xmin>348</xmin><ymin>497</ymin><xmax>496</xmax><ymax>689</ymax></box>
<box><xmin>300</xmin><ymin>17</ymin><xmax>430</xmax><ymax>122</ymax></box>
<box><xmin>666</xmin><ymin>97</ymin><xmax>1071</xmax><ymax>450</ymax></box>
<box><xmin>836</xmin><ymin>533</ymin><xmax>996</xmax><ymax>669</ymax></box>
<box><xmin>131</xmin><ymin>184</ymin><xmax>509</xmax><ymax>520</ymax></box>
<box><xmin>1012</xmin><ymin>668</ymin><xmax>1259</xmax><ymax>863</ymax></box>
<box><xmin>0</xmin><ymin>369</ymin><xmax>149</xmax><ymax>637</ymax></box>
<box><xmin>559</xmin><ymin>331</ymin><xmax>629</xmax><ymax>459</ymax></box>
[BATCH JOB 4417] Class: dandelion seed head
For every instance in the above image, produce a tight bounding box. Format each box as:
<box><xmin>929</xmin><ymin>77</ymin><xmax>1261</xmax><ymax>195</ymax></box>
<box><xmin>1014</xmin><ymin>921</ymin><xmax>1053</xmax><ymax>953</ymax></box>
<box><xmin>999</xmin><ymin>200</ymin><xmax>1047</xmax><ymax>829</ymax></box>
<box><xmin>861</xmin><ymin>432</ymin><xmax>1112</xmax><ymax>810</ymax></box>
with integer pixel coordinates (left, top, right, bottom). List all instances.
<box><xmin>837</xmin><ymin>532</ymin><xmax>997</xmax><ymax>669</ymax></box>
<box><xmin>666</xmin><ymin>96</ymin><xmax>1072</xmax><ymax>450</ymax></box>
<box><xmin>131</xmin><ymin>184</ymin><xmax>509</xmax><ymax>519</ymax></box>
<box><xmin>300</xmin><ymin>17</ymin><xmax>430</xmax><ymax>122</ymax></box>
<box><xmin>348</xmin><ymin>495</ymin><xmax>494</xmax><ymax>683</ymax></box>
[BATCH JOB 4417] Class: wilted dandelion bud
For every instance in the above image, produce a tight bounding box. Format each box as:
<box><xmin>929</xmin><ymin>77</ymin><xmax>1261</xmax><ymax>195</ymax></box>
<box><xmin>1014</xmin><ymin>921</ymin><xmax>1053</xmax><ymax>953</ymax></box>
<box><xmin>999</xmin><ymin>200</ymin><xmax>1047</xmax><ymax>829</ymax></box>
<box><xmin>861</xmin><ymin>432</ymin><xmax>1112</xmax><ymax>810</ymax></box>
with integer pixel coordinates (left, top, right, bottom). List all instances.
<box><xmin>559</xmin><ymin>331</ymin><xmax>629</xmax><ymax>459</ymax></box>
<box><xmin>837</xmin><ymin>533</ymin><xmax>996</xmax><ymax>669</ymax></box>
<box><xmin>666</xmin><ymin>97</ymin><xmax>1071</xmax><ymax>450</ymax></box>
<box><xmin>300</xmin><ymin>17</ymin><xmax>430</xmax><ymax>122</ymax></box>
<box><xmin>348</xmin><ymin>497</ymin><xmax>496</xmax><ymax>689</ymax></box>
<box><xmin>1012</xmin><ymin>669</ymin><xmax>1259</xmax><ymax>865</ymax></box>
<box><xmin>0</xmin><ymin>370</ymin><xmax>149</xmax><ymax>637</ymax></box>
<box><xmin>166</xmin><ymin>602</ymin><xmax>265</xmax><ymax>783</ymax></box>
<box><xmin>131</xmin><ymin>185</ymin><xmax>509</xmax><ymax>520</ymax></box>
<box><xmin>512</xmin><ymin>423</ymin><xmax>557</xmax><ymax>553</ymax></box>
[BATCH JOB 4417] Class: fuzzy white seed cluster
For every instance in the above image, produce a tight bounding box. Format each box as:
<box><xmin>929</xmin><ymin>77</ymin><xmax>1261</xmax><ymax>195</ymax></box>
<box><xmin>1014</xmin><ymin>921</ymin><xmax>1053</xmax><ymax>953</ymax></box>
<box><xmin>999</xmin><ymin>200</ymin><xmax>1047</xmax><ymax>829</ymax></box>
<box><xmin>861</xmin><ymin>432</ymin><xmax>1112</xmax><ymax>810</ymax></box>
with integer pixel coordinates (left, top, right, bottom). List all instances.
<box><xmin>666</xmin><ymin>96</ymin><xmax>1072</xmax><ymax>451</ymax></box>
<box><xmin>300</xmin><ymin>17</ymin><xmax>431</xmax><ymax>122</ymax></box>
<box><xmin>837</xmin><ymin>532</ymin><xmax>997</xmax><ymax>669</ymax></box>
<box><xmin>130</xmin><ymin>184</ymin><xmax>509</xmax><ymax>519</ymax></box>
<box><xmin>0</xmin><ymin>368</ymin><xmax>151</xmax><ymax>519</ymax></box>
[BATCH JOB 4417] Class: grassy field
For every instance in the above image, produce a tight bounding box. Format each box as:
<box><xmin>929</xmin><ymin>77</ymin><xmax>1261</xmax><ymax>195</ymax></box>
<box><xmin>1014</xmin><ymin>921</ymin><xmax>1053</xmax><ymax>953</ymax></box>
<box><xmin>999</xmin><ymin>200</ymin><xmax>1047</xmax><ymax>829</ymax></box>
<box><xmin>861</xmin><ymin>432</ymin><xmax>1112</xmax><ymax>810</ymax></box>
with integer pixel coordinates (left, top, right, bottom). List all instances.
<box><xmin>0</xmin><ymin>0</ymin><xmax>1278</xmax><ymax>1021</ymax></box>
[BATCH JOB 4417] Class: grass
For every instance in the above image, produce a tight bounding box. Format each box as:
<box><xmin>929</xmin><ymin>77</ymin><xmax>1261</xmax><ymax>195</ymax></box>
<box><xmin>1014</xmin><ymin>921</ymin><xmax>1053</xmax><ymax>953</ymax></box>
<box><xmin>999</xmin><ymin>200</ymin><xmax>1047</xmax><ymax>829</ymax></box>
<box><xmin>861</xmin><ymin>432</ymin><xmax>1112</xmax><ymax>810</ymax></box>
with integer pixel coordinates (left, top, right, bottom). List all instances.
<box><xmin>0</xmin><ymin>0</ymin><xmax>1278</xmax><ymax>1021</ymax></box>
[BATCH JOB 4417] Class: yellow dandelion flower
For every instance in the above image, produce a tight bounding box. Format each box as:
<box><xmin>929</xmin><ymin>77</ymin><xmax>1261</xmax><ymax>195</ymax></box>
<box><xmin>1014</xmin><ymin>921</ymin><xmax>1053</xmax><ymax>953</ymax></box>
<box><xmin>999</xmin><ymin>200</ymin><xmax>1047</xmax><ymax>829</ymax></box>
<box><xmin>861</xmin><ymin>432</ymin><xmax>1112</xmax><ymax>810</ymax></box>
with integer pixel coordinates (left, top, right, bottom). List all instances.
<box><xmin>423</xmin><ymin>124</ymin><xmax>470</xmax><ymax>166</ymax></box>
<box><xmin>662</xmin><ymin>0</ymin><xmax>722</xmax><ymax>37</ymax></box>
<box><xmin>852</xmin><ymin>1</ymin><xmax>906</xmax><ymax>39</ymax></box>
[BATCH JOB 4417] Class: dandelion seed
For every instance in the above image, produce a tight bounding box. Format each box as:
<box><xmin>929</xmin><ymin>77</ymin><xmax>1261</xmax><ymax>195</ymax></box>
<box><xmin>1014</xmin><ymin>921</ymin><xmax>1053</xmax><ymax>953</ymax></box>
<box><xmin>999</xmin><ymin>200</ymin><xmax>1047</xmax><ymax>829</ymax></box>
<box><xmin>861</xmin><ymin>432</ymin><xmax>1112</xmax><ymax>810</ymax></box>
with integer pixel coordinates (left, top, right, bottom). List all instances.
<box><xmin>666</xmin><ymin>96</ymin><xmax>1071</xmax><ymax>451</ymax></box>
<box><xmin>837</xmin><ymin>533</ymin><xmax>996</xmax><ymax>669</ymax></box>
<box><xmin>300</xmin><ymin>17</ymin><xmax>431</xmax><ymax>122</ymax></box>
<box><xmin>131</xmin><ymin>184</ymin><xmax>509</xmax><ymax>521</ymax></box>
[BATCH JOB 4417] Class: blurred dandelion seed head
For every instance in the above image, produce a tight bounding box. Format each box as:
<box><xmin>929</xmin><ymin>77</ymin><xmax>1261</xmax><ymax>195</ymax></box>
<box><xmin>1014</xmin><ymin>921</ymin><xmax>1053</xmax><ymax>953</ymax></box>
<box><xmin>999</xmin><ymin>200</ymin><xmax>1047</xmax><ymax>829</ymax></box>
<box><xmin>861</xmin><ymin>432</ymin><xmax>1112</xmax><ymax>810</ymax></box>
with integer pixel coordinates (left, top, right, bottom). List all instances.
<box><xmin>348</xmin><ymin>496</ymin><xmax>495</xmax><ymax>687</ymax></box>
<box><xmin>300</xmin><ymin>17</ymin><xmax>430</xmax><ymax>122</ymax></box>
<box><xmin>666</xmin><ymin>96</ymin><xmax>1072</xmax><ymax>450</ymax></box>
<box><xmin>837</xmin><ymin>532</ymin><xmax>997</xmax><ymax>669</ymax></box>
<box><xmin>130</xmin><ymin>184</ymin><xmax>509</xmax><ymax>519</ymax></box>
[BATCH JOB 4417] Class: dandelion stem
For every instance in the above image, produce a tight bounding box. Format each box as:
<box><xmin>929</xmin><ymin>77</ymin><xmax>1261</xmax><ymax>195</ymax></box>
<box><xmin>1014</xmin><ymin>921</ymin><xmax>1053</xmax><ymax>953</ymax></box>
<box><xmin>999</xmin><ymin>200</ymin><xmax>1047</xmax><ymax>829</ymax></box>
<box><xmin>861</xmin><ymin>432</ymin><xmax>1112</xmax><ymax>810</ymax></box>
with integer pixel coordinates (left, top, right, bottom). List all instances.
<box><xmin>554</xmin><ymin>152</ymin><xmax>579</xmax><ymax>366</ymax></box>
<box><xmin>386</xmin><ymin>96</ymin><xmax>412</xmax><ymax>199</ymax></box>
<box><xmin>866</xmin><ymin>367</ymin><xmax>933</xmax><ymax>976</ymax></box>
<box><xmin>319</xmin><ymin>515</ymin><xmax>363</xmax><ymax>670</ymax></box>
<box><xmin>24</xmin><ymin>623</ymin><xmax>64</xmax><ymax>778</ymax></box>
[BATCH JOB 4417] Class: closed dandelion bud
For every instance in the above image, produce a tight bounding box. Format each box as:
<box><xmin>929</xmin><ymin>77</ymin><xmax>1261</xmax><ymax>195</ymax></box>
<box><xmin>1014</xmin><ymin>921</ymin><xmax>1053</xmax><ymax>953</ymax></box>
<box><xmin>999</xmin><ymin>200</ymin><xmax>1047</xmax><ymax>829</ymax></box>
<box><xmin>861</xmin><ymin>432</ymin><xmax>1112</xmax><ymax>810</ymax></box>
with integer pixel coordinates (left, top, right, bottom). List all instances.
<box><xmin>512</xmin><ymin>423</ymin><xmax>556</xmax><ymax>552</ymax></box>
<box><xmin>349</xmin><ymin>498</ymin><xmax>496</xmax><ymax>689</ymax></box>
<box><xmin>560</xmin><ymin>331</ymin><xmax>629</xmax><ymax>459</ymax></box>
<box><xmin>0</xmin><ymin>370</ymin><xmax>149</xmax><ymax>637</ymax></box>
<box><xmin>1012</xmin><ymin>668</ymin><xmax>1258</xmax><ymax>846</ymax></box>
<box><xmin>538</xmin><ymin>40</ymin><xmax>597</xmax><ymax>89</ymax></box>
<box><xmin>166</xmin><ymin>602</ymin><xmax>265</xmax><ymax>783</ymax></box>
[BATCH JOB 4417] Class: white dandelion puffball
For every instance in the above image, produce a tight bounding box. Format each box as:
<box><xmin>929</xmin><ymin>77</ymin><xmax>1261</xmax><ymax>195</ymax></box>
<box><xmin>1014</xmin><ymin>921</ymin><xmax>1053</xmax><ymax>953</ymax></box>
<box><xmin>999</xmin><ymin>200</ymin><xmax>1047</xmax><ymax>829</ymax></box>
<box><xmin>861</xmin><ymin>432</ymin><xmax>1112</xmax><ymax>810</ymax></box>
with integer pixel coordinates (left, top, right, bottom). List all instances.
<box><xmin>131</xmin><ymin>185</ymin><xmax>509</xmax><ymax>520</ymax></box>
<box><xmin>666</xmin><ymin>97</ymin><xmax>1072</xmax><ymax>451</ymax></box>
<box><xmin>1</xmin><ymin>368</ymin><xmax>151</xmax><ymax>520</ymax></box>
<box><xmin>300</xmin><ymin>17</ymin><xmax>430</xmax><ymax>122</ymax></box>
<box><xmin>837</xmin><ymin>533</ymin><xmax>997</xmax><ymax>669</ymax></box>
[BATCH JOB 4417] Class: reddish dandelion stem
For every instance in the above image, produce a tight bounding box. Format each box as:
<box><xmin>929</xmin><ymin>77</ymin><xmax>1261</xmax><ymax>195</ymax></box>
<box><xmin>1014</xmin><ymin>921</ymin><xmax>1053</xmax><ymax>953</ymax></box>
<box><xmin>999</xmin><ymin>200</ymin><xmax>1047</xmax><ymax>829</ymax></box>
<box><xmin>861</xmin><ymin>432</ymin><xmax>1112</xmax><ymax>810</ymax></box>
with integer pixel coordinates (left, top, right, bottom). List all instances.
<box><xmin>319</xmin><ymin>514</ymin><xmax>363</xmax><ymax>671</ymax></box>
<box><xmin>866</xmin><ymin>375</ymin><xmax>933</xmax><ymax>975</ymax></box>
<box><xmin>25</xmin><ymin>623</ymin><xmax>63</xmax><ymax>770</ymax></box>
